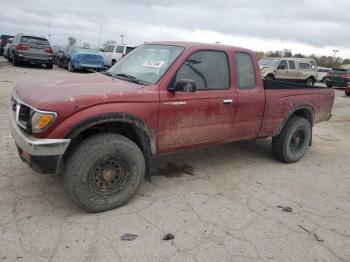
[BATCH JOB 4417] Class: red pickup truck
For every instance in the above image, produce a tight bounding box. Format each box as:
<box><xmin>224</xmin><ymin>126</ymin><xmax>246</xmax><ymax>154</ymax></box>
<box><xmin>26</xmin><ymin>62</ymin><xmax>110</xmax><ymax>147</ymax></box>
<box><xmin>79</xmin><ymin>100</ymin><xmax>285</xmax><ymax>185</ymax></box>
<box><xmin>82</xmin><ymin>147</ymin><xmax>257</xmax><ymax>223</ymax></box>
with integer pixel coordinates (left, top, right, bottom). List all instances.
<box><xmin>9</xmin><ymin>42</ymin><xmax>334</xmax><ymax>212</ymax></box>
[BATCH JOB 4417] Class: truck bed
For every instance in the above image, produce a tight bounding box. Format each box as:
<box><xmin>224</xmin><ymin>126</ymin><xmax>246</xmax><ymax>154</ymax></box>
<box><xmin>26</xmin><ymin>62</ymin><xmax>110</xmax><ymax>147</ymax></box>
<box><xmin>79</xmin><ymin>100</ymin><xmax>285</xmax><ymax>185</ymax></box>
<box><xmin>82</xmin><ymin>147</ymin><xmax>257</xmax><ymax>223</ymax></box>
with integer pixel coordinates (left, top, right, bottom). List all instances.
<box><xmin>258</xmin><ymin>80</ymin><xmax>335</xmax><ymax>137</ymax></box>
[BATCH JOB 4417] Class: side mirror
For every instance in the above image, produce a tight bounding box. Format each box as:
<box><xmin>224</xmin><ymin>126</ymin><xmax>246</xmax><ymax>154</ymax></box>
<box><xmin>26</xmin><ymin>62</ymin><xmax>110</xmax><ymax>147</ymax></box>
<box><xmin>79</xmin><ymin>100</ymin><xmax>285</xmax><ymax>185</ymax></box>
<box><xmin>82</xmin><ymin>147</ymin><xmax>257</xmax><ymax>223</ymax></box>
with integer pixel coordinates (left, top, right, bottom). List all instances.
<box><xmin>169</xmin><ymin>79</ymin><xmax>197</xmax><ymax>92</ymax></box>
<box><xmin>99</xmin><ymin>48</ymin><xmax>104</xmax><ymax>52</ymax></box>
<box><xmin>277</xmin><ymin>64</ymin><xmax>286</xmax><ymax>70</ymax></box>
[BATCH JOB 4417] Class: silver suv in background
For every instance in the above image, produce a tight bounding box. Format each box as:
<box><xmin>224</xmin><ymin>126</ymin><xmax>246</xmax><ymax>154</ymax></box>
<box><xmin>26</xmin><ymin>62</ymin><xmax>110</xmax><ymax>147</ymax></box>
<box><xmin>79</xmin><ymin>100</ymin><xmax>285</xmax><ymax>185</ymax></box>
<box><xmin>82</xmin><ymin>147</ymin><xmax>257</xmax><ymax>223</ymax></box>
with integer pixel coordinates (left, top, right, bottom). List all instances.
<box><xmin>7</xmin><ymin>34</ymin><xmax>54</xmax><ymax>69</ymax></box>
<box><xmin>259</xmin><ymin>57</ymin><xmax>317</xmax><ymax>85</ymax></box>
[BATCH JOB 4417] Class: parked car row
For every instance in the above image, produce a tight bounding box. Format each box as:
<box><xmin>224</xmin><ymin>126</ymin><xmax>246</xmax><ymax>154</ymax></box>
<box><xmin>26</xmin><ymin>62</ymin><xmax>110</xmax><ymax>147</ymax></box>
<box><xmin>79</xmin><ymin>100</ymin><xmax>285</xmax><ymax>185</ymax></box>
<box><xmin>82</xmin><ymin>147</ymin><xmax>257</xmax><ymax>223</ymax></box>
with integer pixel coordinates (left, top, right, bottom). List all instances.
<box><xmin>1</xmin><ymin>33</ymin><xmax>108</xmax><ymax>73</ymax></box>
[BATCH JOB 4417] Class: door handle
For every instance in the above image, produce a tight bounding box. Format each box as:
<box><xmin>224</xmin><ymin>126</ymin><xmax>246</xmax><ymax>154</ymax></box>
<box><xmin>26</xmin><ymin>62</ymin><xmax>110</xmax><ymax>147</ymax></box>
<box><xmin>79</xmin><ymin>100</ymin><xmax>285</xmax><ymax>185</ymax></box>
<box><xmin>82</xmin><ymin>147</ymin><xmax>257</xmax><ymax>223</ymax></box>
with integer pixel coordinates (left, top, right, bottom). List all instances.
<box><xmin>223</xmin><ymin>99</ymin><xmax>233</xmax><ymax>105</ymax></box>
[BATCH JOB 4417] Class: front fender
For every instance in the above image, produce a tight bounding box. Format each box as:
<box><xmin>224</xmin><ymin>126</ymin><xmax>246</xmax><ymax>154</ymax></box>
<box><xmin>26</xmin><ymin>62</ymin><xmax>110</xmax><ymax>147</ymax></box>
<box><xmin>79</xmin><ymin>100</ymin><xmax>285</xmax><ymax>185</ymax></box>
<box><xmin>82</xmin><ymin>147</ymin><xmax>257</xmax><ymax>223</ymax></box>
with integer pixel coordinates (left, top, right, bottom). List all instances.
<box><xmin>47</xmin><ymin>103</ymin><xmax>158</xmax><ymax>155</ymax></box>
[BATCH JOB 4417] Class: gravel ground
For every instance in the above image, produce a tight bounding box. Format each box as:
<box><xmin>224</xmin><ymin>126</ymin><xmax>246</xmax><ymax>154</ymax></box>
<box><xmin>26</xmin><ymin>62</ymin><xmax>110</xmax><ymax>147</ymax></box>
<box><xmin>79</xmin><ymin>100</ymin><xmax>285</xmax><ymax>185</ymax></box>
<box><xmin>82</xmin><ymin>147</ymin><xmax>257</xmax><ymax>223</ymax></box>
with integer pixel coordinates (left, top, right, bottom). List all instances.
<box><xmin>0</xmin><ymin>57</ymin><xmax>349</xmax><ymax>262</ymax></box>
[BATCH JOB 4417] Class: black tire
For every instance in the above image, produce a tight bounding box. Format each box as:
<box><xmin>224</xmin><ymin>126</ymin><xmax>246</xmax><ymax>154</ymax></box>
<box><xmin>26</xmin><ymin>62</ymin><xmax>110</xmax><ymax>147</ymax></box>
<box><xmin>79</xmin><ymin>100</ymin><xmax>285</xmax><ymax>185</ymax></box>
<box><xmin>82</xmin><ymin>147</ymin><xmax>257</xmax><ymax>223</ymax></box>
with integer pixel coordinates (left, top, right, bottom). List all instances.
<box><xmin>68</xmin><ymin>60</ymin><xmax>74</xmax><ymax>72</ymax></box>
<box><xmin>326</xmin><ymin>83</ymin><xmax>332</xmax><ymax>88</ymax></box>
<box><xmin>272</xmin><ymin>116</ymin><xmax>312</xmax><ymax>163</ymax></box>
<box><xmin>12</xmin><ymin>54</ymin><xmax>19</xmax><ymax>66</ymax></box>
<box><xmin>305</xmin><ymin>78</ymin><xmax>314</xmax><ymax>86</ymax></box>
<box><xmin>265</xmin><ymin>75</ymin><xmax>275</xmax><ymax>81</ymax></box>
<box><xmin>65</xmin><ymin>133</ymin><xmax>145</xmax><ymax>212</ymax></box>
<box><xmin>111</xmin><ymin>59</ymin><xmax>116</xmax><ymax>66</ymax></box>
<box><xmin>46</xmin><ymin>63</ymin><xmax>53</xmax><ymax>69</ymax></box>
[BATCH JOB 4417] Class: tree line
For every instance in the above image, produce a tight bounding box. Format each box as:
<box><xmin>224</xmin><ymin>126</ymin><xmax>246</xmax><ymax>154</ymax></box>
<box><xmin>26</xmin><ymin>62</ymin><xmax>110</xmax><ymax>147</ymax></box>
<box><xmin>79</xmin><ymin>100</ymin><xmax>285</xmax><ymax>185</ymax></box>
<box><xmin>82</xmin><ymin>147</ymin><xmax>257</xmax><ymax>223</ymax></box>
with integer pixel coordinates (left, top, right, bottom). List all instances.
<box><xmin>255</xmin><ymin>49</ymin><xmax>350</xmax><ymax>68</ymax></box>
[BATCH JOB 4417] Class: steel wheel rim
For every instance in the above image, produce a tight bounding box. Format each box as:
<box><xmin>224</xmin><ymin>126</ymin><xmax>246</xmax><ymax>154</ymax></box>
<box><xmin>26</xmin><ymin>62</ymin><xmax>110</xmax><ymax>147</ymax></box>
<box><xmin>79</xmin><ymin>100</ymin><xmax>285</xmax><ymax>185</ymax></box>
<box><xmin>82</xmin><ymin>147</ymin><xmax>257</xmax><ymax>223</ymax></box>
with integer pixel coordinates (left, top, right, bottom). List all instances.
<box><xmin>289</xmin><ymin>129</ymin><xmax>305</xmax><ymax>154</ymax></box>
<box><xmin>88</xmin><ymin>157</ymin><xmax>129</xmax><ymax>195</ymax></box>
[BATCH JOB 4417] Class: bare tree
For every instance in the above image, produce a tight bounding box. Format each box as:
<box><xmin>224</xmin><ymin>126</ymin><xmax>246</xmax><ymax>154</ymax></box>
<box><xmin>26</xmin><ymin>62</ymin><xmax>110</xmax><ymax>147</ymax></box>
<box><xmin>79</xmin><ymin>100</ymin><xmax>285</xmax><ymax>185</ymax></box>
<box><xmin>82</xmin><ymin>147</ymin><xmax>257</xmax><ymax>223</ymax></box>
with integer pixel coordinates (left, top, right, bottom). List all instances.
<box><xmin>82</xmin><ymin>42</ymin><xmax>91</xmax><ymax>49</ymax></box>
<box><xmin>68</xmin><ymin>36</ymin><xmax>77</xmax><ymax>46</ymax></box>
<box><xmin>103</xmin><ymin>40</ymin><xmax>116</xmax><ymax>49</ymax></box>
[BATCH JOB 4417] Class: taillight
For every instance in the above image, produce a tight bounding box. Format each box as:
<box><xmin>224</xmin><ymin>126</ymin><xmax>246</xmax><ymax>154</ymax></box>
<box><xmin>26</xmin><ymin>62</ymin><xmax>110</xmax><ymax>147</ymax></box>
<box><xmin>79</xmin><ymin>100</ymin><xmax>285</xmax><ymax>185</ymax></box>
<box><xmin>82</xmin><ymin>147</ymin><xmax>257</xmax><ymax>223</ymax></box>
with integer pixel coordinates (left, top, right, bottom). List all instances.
<box><xmin>44</xmin><ymin>48</ymin><xmax>53</xmax><ymax>54</ymax></box>
<box><xmin>15</xmin><ymin>44</ymin><xmax>28</xmax><ymax>50</ymax></box>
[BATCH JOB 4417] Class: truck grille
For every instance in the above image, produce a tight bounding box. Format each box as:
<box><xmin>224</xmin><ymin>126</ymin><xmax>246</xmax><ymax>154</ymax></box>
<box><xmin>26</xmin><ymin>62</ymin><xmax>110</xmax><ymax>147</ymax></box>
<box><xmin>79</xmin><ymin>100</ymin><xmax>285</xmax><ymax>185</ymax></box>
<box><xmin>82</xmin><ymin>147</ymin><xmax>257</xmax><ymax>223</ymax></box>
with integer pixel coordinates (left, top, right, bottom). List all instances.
<box><xmin>11</xmin><ymin>96</ymin><xmax>32</xmax><ymax>131</ymax></box>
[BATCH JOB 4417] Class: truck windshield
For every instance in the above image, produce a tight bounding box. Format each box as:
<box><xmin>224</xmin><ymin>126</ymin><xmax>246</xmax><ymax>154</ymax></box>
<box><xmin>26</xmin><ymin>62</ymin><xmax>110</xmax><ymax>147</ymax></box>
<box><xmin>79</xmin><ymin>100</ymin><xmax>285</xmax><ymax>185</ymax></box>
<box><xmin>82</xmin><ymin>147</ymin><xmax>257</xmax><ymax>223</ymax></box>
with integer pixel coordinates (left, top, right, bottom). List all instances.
<box><xmin>108</xmin><ymin>44</ymin><xmax>184</xmax><ymax>84</ymax></box>
<box><xmin>259</xmin><ymin>58</ymin><xmax>280</xmax><ymax>67</ymax></box>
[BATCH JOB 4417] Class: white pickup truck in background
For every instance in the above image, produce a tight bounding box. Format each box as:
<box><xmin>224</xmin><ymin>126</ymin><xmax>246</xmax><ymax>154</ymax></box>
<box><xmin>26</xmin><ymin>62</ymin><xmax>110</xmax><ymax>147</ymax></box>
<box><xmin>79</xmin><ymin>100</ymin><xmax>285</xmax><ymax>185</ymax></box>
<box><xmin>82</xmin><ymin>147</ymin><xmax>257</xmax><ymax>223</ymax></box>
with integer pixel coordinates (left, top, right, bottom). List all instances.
<box><xmin>102</xmin><ymin>44</ymin><xmax>135</xmax><ymax>67</ymax></box>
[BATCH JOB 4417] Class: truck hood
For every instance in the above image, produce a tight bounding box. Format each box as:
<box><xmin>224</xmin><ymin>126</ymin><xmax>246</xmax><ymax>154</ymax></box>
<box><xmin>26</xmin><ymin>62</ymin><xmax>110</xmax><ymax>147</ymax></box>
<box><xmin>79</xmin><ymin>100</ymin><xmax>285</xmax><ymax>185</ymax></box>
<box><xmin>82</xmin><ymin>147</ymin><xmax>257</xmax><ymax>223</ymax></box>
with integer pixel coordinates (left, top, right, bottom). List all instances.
<box><xmin>14</xmin><ymin>73</ymin><xmax>159</xmax><ymax>111</ymax></box>
<box><xmin>259</xmin><ymin>65</ymin><xmax>275</xmax><ymax>70</ymax></box>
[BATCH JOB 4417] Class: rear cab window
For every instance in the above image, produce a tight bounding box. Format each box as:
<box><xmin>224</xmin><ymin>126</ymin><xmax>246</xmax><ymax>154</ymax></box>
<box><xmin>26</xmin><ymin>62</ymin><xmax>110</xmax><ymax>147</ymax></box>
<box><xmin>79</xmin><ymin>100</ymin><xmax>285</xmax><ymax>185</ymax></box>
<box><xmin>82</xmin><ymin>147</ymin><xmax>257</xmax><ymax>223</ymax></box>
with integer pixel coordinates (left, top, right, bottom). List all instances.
<box><xmin>288</xmin><ymin>61</ymin><xmax>296</xmax><ymax>69</ymax></box>
<box><xmin>234</xmin><ymin>52</ymin><xmax>256</xmax><ymax>89</ymax></box>
<box><xmin>175</xmin><ymin>50</ymin><xmax>230</xmax><ymax>90</ymax></box>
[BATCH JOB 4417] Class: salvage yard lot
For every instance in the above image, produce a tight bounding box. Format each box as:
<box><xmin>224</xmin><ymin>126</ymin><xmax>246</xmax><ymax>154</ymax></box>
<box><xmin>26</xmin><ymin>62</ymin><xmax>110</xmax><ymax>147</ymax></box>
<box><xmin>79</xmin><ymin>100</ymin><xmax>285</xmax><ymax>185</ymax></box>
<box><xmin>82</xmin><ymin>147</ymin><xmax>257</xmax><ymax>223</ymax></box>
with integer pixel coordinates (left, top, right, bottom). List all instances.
<box><xmin>0</xmin><ymin>57</ymin><xmax>349</xmax><ymax>262</ymax></box>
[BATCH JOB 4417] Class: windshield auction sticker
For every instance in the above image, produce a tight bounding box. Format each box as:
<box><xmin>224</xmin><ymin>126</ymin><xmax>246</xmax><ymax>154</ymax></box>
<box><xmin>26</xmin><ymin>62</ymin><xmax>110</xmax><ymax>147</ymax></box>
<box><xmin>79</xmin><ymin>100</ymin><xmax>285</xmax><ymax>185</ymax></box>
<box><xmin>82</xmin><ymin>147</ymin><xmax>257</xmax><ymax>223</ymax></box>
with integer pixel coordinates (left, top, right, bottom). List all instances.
<box><xmin>142</xmin><ymin>60</ymin><xmax>165</xmax><ymax>68</ymax></box>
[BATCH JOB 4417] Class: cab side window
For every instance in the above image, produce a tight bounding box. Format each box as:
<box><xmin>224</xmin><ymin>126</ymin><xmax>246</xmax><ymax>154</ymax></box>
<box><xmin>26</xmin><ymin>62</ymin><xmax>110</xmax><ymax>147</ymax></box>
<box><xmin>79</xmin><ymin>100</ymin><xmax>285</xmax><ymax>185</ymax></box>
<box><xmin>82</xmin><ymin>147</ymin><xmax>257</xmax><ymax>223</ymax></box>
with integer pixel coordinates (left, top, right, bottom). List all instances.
<box><xmin>278</xmin><ymin>60</ymin><xmax>288</xmax><ymax>70</ymax></box>
<box><xmin>288</xmin><ymin>61</ymin><xmax>296</xmax><ymax>69</ymax></box>
<box><xmin>175</xmin><ymin>51</ymin><xmax>230</xmax><ymax>90</ymax></box>
<box><xmin>234</xmin><ymin>52</ymin><xmax>256</xmax><ymax>89</ymax></box>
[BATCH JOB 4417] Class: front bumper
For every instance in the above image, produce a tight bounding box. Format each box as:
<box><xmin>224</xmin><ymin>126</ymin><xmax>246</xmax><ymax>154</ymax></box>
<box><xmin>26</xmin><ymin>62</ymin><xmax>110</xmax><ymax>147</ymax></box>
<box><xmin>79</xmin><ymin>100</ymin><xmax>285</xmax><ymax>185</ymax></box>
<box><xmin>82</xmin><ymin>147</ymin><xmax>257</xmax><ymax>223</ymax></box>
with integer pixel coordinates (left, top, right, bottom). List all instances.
<box><xmin>9</xmin><ymin>110</ymin><xmax>71</xmax><ymax>173</ymax></box>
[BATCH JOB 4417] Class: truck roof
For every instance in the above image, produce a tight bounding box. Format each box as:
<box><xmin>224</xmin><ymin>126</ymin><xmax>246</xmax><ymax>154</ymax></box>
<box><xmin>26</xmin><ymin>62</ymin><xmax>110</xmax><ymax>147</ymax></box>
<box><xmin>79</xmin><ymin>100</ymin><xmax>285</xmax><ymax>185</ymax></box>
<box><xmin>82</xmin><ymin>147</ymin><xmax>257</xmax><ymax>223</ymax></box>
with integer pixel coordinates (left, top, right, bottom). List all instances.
<box><xmin>148</xmin><ymin>41</ymin><xmax>254</xmax><ymax>53</ymax></box>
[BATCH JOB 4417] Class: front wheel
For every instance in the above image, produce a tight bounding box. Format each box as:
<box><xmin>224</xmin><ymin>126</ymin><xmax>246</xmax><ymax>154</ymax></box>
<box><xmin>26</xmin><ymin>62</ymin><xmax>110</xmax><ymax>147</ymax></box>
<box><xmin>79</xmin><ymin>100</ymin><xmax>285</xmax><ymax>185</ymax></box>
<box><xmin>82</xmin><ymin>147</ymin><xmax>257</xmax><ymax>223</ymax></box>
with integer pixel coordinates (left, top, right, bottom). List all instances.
<box><xmin>305</xmin><ymin>78</ymin><xmax>314</xmax><ymax>86</ymax></box>
<box><xmin>64</xmin><ymin>133</ymin><xmax>145</xmax><ymax>212</ymax></box>
<box><xmin>272</xmin><ymin>116</ymin><xmax>312</xmax><ymax>163</ymax></box>
<box><xmin>68</xmin><ymin>60</ymin><xmax>75</xmax><ymax>72</ymax></box>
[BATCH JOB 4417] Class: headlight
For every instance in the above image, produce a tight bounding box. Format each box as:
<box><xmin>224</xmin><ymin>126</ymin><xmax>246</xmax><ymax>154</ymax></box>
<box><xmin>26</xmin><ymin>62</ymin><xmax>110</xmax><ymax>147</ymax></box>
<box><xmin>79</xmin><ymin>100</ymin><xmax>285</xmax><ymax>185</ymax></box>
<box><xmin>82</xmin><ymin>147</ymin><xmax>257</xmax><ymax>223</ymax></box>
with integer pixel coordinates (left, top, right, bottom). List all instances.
<box><xmin>31</xmin><ymin>110</ymin><xmax>57</xmax><ymax>132</ymax></box>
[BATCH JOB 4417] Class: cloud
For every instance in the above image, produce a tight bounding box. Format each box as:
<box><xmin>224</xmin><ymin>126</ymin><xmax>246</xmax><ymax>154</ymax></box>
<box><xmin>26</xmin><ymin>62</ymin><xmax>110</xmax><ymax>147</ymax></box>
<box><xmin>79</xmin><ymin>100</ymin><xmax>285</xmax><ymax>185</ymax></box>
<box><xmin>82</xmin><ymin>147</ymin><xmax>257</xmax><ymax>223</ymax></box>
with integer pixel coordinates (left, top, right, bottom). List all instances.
<box><xmin>1</xmin><ymin>0</ymin><xmax>349</xmax><ymax>57</ymax></box>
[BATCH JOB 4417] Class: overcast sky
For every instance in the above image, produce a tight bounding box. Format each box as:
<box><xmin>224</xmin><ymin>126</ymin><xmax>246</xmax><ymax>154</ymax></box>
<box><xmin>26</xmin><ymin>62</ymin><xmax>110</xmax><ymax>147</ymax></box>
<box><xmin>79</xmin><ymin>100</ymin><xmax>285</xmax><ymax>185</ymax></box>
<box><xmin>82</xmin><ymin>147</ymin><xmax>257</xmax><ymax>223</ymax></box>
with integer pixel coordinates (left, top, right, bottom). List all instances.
<box><xmin>1</xmin><ymin>0</ymin><xmax>349</xmax><ymax>58</ymax></box>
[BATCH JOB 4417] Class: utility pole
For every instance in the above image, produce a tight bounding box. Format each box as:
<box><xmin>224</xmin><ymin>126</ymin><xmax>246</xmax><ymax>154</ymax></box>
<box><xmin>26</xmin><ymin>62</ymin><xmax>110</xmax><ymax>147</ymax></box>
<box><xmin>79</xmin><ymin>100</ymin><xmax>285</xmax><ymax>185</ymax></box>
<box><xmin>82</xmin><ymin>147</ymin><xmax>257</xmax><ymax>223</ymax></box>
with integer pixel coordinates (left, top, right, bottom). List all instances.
<box><xmin>333</xmin><ymin>49</ymin><xmax>339</xmax><ymax>65</ymax></box>
<box><xmin>120</xmin><ymin>34</ymin><xmax>125</xmax><ymax>45</ymax></box>
<box><xmin>98</xmin><ymin>15</ymin><xmax>104</xmax><ymax>48</ymax></box>
<box><xmin>47</xmin><ymin>22</ymin><xmax>52</xmax><ymax>44</ymax></box>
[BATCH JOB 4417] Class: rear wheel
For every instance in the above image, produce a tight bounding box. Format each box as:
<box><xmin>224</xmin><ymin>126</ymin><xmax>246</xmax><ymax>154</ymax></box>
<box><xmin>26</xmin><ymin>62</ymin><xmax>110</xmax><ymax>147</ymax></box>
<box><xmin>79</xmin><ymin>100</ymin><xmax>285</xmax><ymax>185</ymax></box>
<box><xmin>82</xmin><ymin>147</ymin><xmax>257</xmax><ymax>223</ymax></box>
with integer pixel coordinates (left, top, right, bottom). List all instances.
<box><xmin>46</xmin><ymin>63</ymin><xmax>53</xmax><ymax>69</ymax></box>
<box><xmin>64</xmin><ymin>133</ymin><xmax>145</xmax><ymax>212</ymax></box>
<box><xmin>326</xmin><ymin>82</ymin><xmax>332</xmax><ymax>88</ymax></box>
<box><xmin>111</xmin><ymin>59</ymin><xmax>116</xmax><ymax>66</ymax></box>
<box><xmin>272</xmin><ymin>116</ymin><xmax>312</xmax><ymax>163</ymax></box>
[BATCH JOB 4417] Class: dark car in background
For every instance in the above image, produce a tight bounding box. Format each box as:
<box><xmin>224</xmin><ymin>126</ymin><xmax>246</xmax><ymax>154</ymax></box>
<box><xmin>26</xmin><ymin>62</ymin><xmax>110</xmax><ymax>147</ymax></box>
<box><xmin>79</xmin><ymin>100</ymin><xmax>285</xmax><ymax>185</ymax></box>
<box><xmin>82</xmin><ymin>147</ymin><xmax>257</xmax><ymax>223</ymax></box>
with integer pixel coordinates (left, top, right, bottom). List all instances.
<box><xmin>0</xmin><ymin>34</ymin><xmax>14</xmax><ymax>56</ymax></box>
<box><xmin>7</xmin><ymin>34</ymin><xmax>53</xmax><ymax>69</ymax></box>
<box><xmin>325</xmin><ymin>68</ymin><xmax>350</xmax><ymax>88</ymax></box>
<box><xmin>3</xmin><ymin>37</ymin><xmax>14</xmax><ymax>59</ymax></box>
<box><xmin>57</xmin><ymin>47</ymin><xmax>104</xmax><ymax>72</ymax></box>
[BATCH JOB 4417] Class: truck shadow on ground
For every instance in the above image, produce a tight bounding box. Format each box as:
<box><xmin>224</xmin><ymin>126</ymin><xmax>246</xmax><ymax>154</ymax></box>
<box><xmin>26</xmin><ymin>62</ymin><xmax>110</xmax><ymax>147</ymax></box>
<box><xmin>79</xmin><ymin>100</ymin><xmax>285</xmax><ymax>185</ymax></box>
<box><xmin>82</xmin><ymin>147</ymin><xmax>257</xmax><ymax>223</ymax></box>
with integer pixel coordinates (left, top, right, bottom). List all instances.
<box><xmin>151</xmin><ymin>138</ymin><xmax>273</xmax><ymax>178</ymax></box>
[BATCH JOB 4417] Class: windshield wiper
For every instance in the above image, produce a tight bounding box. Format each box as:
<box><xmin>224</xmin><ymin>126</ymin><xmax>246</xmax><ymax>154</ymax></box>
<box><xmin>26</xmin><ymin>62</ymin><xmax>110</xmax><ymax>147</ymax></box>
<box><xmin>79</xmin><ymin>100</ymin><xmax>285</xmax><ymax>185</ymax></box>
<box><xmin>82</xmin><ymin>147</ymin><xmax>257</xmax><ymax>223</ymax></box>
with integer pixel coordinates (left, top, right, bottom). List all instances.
<box><xmin>114</xmin><ymin>73</ymin><xmax>143</xmax><ymax>84</ymax></box>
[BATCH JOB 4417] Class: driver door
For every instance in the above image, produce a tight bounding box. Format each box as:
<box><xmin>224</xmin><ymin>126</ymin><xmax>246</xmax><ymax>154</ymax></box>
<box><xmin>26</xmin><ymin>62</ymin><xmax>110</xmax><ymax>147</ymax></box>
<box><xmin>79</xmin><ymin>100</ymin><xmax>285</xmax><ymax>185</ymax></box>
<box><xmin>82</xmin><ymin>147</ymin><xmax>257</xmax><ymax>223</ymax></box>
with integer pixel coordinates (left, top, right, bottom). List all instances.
<box><xmin>158</xmin><ymin>50</ymin><xmax>237</xmax><ymax>151</ymax></box>
<box><xmin>275</xmin><ymin>60</ymin><xmax>288</xmax><ymax>80</ymax></box>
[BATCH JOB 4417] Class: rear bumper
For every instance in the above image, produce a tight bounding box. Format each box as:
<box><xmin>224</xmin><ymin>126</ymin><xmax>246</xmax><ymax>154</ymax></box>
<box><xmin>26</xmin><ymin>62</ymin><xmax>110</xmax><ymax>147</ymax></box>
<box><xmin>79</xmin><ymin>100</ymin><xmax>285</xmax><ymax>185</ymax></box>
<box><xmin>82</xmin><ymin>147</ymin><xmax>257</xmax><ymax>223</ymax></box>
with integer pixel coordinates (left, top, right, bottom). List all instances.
<box><xmin>16</xmin><ymin>52</ymin><xmax>53</xmax><ymax>64</ymax></box>
<box><xmin>74</xmin><ymin>63</ymin><xmax>104</xmax><ymax>69</ymax></box>
<box><xmin>9</xmin><ymin>110</ymin><xmax>70</xmax><ymax>173</ymax></box>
